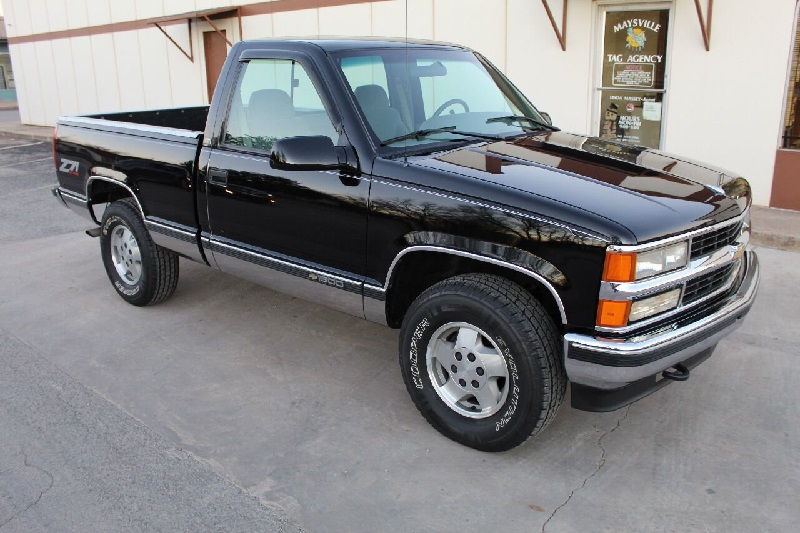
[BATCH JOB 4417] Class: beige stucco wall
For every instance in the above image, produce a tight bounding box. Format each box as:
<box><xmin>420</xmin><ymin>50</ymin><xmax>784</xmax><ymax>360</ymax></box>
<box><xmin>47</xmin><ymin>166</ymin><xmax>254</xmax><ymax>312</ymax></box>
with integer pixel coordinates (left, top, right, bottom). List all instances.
<box><xmin>0</xmin><ymin>0</ymin><xmax>795</xmax><ymax>205</ymax></box>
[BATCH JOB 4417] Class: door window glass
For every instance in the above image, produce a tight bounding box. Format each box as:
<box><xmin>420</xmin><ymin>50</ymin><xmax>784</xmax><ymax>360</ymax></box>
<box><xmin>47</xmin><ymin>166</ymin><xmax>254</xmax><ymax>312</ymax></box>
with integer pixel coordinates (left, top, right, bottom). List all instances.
<box><xmin>224</xmin><ymin>59</ymin><xmax>337</xmax><ymax>151</ymax></box>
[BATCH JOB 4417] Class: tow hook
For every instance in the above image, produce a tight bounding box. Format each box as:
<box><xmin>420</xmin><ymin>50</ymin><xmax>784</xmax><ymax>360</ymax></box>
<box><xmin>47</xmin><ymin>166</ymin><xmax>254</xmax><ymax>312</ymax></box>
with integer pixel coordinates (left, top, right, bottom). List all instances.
<box><xmin>85</xmin><ymin>227</ymin><xmax>102</xmax><ymax>238</ymax></box>
<box><xmin>662</xmin><ymin>363</ymin><xmax>690</xmax><ymax>382</ymax></box>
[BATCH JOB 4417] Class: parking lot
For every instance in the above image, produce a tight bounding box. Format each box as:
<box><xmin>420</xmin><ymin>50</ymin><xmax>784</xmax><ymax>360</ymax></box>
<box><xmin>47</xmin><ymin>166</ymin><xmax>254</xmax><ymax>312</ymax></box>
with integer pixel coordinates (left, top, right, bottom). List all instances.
<box><xmin>1</xmin><ymin>134</ymin><xmax>798</xmax><ymax>532</ymax></box>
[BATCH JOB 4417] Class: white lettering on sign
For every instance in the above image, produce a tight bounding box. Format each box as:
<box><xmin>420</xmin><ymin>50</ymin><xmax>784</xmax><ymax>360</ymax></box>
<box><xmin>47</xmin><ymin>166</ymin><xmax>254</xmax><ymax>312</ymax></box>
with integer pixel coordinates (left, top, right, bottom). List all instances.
<box><xmin>613</xmin><ymin>19</ymin><xmax>661</xmax><ymax>33</ymax></box>
<box><xmin>627</xmin><ymin>54</ymin><xmax>663</xmax><ymax>63</ymax></box>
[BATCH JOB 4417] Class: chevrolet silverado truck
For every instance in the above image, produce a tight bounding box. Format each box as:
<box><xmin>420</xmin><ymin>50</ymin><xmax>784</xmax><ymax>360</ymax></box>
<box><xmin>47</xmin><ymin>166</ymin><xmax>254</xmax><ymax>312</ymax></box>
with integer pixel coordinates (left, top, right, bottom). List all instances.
<box><xmin>52</xmin><ymin>38</ymin><xmax>758</xmax><ymax>451</ymax></box>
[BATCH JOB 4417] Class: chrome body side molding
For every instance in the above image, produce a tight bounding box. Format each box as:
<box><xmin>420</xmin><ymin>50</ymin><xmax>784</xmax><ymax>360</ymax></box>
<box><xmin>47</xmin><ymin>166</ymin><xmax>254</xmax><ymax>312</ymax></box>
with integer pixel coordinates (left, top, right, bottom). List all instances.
<box><xmin>202</xmin><ymin>236</ymin><xmax>366</xmax><ymax>319</ymax></box>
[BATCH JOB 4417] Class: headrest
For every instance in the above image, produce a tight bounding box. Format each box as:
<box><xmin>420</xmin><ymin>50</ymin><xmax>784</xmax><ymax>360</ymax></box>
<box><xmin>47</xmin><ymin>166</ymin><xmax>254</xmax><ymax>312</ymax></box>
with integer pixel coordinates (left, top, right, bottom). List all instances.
<box><xmin>248</xmin><ymin>89</ymin><xmax>294</xmax><ymax>120</ymax></box>
<box><xmin>354</xmin><ymin>85</ymin><xmax>390</xmax><ymax>110</ymax></box>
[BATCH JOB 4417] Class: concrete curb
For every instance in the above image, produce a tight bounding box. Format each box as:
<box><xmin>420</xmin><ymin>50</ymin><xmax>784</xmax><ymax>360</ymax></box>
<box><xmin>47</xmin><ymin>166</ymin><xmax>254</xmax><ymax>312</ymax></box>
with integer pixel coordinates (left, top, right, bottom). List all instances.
<box><xmin>752</xmin><ymin>231</ymin><xmax>798</xmax><ymax>253</ymax></box>
<box><xmin>0</xmin><ymin>126</ymin><xmax>53</xmax><ymax>141</ymax></box>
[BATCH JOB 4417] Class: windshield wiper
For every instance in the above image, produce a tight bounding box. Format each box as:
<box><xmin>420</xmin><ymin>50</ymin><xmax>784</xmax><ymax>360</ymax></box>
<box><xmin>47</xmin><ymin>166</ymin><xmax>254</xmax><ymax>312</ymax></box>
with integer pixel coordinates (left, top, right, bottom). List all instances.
<box><xmin>380</xmin><ymin>127</ymin><xmax>501</xmax><ymax>146</ymax></box>
<box><xmin>486</xmin><ymin>115</ymin><xmax>560</xmax><ymax>132</ymax></box>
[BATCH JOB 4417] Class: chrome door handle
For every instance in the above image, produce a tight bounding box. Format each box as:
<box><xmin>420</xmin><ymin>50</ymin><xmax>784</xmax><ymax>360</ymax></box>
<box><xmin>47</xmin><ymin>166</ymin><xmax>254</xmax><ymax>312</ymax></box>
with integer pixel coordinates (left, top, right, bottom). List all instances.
<box><xmin>208</xmin><ymin>168</ymin><xmax>228</xmax><ymax>185</ymax></box>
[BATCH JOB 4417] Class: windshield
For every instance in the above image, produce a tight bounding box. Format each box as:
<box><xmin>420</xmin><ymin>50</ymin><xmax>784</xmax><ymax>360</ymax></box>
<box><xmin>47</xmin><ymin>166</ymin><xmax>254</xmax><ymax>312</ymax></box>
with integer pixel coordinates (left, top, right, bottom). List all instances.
<box><xmin>334</xmin><ymin>47</ymin><xmax>549</xmax><ymax>152</ymax></box>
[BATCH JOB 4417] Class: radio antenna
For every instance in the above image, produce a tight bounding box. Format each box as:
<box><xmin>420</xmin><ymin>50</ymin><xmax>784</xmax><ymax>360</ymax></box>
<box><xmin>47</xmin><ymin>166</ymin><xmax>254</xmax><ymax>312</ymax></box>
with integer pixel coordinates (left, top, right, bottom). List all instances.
<box><xmin>404</xmin><ymin>0</ymin><xmax>409</xmax><ymax>166</ymax></box>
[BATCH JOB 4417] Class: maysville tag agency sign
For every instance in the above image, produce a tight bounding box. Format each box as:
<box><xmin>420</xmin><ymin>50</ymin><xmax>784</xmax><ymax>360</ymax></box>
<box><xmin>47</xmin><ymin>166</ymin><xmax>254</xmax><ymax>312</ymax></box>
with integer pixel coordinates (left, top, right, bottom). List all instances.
<box><xmin>599</xmin><ymin>9</ymin><xmax>669</xmax><ymax>148</ymax></box>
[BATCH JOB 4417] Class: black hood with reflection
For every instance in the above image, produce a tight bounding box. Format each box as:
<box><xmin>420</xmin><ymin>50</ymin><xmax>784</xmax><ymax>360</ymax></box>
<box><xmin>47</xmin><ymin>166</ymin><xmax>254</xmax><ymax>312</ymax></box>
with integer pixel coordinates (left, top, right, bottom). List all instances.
<box><xmin>411</xmin><ymin>131</ymin><xmax>749</xmax><ymax>243</ymax></box>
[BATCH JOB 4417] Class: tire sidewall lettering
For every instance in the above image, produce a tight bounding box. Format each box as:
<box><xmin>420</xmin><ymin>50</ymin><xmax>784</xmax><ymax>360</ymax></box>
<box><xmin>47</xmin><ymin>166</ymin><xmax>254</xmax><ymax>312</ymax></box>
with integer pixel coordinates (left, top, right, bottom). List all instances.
<box><xmin>409</xmin><ymin>317</ymin><xmax>429</xmax><ymax>390</ymax></box>
<box><xmin>411</xmin><ymin>311</ymin><xmax>523</xmax><ymax>431</ymax></box>
<box><xmin>102</xmin><ymin>212</ymin><xmax>144</xmax><ymax>297</ymax></box>
<box><xmin>113</xmin><ymin>279</ymin><xmax>141</xmax><ymax>296</ymax></box>
<box><xmin>494</xmin><ymin>336</ymin><xmax>520</xmax><ymax>432</ymax></box>
<box><xmin>102</xmin><ymin>215</ymin><xmax>124</xmax><ymax>236</ymax></box>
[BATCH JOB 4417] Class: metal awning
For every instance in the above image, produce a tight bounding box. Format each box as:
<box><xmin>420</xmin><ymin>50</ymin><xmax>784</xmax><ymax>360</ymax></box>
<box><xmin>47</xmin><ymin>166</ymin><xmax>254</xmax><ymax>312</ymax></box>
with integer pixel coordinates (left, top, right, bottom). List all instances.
<box><xmin>541</xmin><ymin>0</ymin><xmax>567</xmax><ymax>51</ymax></box>
<box><xmin>694</xmin><ymin>0</ymin><xmax>713</xmax><ymax>51</ymax></box>
<box><xmin>151</xmin><ymin>6</ymin><xmax>242</xmax><ymax>62</ymax></box>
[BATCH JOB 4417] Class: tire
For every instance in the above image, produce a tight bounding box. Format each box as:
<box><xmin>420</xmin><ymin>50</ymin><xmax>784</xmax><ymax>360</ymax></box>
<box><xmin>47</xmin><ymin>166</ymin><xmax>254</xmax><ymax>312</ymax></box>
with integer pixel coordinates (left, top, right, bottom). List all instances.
<box><xmin>399</xmin><ymin>274</ymin><xmax>566</xmax><ymax>452</ymax></box>
<box><xmin>100</xmin><ymin>199</ymin><xmax>179</xmax><ymax>306</ymax></box>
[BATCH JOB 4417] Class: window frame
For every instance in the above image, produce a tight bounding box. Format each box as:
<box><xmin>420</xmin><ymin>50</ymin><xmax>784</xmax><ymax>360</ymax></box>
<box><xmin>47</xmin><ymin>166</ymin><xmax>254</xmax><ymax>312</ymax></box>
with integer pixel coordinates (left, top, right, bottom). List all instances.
<box><xmin>216</xmin><ymin>49</ymin><xmax>342</xmax><ymax>156</ymax></box>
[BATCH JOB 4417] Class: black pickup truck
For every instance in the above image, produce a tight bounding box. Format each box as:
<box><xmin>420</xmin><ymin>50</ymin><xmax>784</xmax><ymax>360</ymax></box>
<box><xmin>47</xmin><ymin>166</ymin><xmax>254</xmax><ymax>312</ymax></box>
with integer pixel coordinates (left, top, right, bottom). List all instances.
<box><xmin>53</xmin><ymin>38</ymin><xmax>758</xmax><ymax>451</ymax></box>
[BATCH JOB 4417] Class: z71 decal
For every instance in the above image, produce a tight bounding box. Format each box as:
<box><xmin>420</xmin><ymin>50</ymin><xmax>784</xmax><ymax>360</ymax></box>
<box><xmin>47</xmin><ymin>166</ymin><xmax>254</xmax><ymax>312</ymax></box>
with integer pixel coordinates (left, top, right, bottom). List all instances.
<box><xmin>59</xmin><ymin>158</ymin><xmax>80</xmax><ymax>176</ymax></box>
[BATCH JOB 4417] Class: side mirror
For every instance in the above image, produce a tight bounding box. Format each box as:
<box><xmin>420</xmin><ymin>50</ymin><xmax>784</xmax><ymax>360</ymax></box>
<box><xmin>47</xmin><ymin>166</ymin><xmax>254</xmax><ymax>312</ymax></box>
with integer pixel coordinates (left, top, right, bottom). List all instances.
<box><xmin>270</xmin><ymin>136</ymin><xmax>344</xmax><ymax>171</ymax></box>
<box><xmin>540</xmin><ymin>112</ymin><xmax>553</xmax><ymax>125</ymax></box>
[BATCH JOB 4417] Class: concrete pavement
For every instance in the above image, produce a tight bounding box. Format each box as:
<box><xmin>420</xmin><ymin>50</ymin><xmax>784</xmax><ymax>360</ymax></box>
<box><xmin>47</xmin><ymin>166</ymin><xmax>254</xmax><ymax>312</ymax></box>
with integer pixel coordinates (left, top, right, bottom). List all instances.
<box><xmin>0</xmin><ymin>334</ymin><xmax>300</xmax><ymax>532</ymax></box>
<box><xmin>0</xmin><ymin>135</ymin><xmax>798</xmax><ymax>531</ymax></box>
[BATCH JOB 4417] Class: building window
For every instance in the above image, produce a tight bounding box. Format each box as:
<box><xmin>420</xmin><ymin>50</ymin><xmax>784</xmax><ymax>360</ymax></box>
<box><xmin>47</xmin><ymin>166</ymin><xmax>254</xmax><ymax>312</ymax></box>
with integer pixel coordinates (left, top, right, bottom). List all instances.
<box><xmin>783</xmin><ymin>15</ymin><xmax>800</xmax><ymax>149</ymax></box>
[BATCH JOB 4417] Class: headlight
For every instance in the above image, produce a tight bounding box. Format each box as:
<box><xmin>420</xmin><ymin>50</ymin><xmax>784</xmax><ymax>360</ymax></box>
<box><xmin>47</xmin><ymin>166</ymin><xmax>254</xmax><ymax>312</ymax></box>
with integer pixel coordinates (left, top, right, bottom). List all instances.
<box><xmin>597</xmin><ymin>287</ymin><xmax>681</xmax><ymax>327</ymax></box>
<box><xmin>603</xmin><ymin>241</ymin><xmax>689</xmax><ymax>282</ymax></box>
<box><xmin>629</xmin><ymin>288</ymin><xmax>681</xmax><ymax>322</ymax></box>
<box><xmin>635</xmin><ymin>242</ymin><xmax>688</xmax><ymax>279</ymax></box>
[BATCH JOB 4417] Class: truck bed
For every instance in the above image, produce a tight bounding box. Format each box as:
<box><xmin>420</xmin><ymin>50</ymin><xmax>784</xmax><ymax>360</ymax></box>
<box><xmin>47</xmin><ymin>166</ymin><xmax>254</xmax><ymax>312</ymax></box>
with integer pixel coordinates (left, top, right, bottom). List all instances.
<box><xmin>54</xmin><ymin>106</ymin><xmax>207</xmax><ymax>263</ymax></box>
<box><xmin>58</xmin><ymin>106</ymin><xmax>208</xmax><ymax>144</ymax></box>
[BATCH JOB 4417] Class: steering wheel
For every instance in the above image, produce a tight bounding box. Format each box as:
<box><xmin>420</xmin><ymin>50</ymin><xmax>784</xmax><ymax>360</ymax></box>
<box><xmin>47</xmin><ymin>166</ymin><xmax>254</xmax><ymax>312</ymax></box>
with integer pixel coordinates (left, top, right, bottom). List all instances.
<box><xmin>432</xmin><ymin>99</ymin><xmax>470</xmax><ymax>118</ymax></box>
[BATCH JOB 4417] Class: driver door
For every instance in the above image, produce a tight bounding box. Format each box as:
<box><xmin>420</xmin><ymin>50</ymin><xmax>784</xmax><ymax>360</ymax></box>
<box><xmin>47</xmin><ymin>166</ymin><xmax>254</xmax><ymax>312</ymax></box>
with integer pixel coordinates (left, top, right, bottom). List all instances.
<box><xmin>203</xmin><ymin>52</ymin><xmax>369</xmax><ymax>317</ymax></box>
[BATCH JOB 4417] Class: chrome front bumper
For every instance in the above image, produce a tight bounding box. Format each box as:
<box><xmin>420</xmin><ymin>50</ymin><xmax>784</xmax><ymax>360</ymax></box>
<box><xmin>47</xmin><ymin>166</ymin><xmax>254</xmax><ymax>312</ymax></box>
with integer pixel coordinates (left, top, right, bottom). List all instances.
<box><xmin>564</xmin><ymin>250</ymin><xmax>759</xmax><ymax>391</ymax></box>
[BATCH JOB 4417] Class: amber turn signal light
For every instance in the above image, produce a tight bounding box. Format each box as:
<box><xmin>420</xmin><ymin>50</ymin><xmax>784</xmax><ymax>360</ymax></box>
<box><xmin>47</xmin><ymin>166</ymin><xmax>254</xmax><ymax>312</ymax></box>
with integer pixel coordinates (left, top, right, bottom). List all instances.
<box><xmin>603</xmin><ymin>252</ymin><xmax>637</xmax><ymax>282</ymax></box>
<box><xmin>597</xmin><ymin>299</ymin><xmax>631</xmax><ymax>328</ymax></box>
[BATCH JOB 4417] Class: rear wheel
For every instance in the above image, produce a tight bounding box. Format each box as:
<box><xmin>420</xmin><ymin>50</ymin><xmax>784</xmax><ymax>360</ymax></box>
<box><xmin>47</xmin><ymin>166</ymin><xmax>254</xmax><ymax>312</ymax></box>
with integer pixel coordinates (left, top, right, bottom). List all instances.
<box><xmin>399</xmin><ymin>274</ymin><xmax>565</xmax><ymax>451</ymax></box>
<box><xmin>100</xmin><ymin>200</ymin><xmax>179</xmax><ymax>306</ymax></box>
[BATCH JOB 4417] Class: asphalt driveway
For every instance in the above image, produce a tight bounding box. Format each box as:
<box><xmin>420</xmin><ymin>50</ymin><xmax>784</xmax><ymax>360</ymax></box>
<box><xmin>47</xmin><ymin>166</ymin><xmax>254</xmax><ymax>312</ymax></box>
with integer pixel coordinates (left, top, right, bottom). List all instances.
<box><xmin>0</xmin><ymin>135</ymin><xmax>797</xmax><ymax>532</ymax></box>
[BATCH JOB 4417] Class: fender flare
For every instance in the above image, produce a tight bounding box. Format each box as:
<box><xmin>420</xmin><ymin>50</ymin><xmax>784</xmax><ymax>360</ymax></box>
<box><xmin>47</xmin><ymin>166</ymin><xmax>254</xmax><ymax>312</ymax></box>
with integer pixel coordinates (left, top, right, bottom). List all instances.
<box><xmin>85</xmin><ymin>175</ymin><xmax>144</xmax><ymax>223</ymax></box>
<box><xmin>381</xmin><ymin>242</ymin><xmax>568</xmax><ymax>325</ymax></box>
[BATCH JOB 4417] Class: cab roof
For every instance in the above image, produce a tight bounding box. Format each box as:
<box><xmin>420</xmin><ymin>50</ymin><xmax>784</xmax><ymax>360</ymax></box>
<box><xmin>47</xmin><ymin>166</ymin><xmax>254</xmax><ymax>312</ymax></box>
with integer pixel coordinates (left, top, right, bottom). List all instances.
<box><xmin>244</xmin><ymin>36</ymin><xmax>470</xmax><ymax>53</ymax></box>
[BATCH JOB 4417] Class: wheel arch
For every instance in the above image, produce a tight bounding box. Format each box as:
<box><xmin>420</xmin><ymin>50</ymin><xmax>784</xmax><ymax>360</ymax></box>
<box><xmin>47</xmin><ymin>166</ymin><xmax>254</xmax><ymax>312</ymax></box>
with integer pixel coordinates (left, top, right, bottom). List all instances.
<box><xmin>381</xmin><ymin>246</ymin><xmax>568</xmax><ymax>328</ymax></box>
<box><xmin>86</xmin><ymin>176</ymin><xmax>144</xmax><ymax>223</ymax></box>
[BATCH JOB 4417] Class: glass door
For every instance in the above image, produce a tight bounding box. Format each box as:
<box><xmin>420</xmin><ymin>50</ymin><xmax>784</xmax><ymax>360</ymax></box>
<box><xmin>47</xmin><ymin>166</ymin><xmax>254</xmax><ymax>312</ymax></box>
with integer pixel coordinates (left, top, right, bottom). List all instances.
<box><xmin>596</xmin><ymin>6</ymin><xmax>670</xmax><ymax>149</ymax></box>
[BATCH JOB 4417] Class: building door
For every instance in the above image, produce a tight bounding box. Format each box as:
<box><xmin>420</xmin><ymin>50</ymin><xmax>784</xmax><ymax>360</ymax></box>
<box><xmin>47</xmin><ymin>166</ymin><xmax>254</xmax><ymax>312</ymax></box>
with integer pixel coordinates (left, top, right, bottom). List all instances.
<box><xmin>595</xmin><ymin>5</ymin><xmax>671</xmax><ymax>149</ymax></box>
<box><xmin>204</xmin><ymin>30</ymin><xmax>228</xmax><ymax>101</ymax></box>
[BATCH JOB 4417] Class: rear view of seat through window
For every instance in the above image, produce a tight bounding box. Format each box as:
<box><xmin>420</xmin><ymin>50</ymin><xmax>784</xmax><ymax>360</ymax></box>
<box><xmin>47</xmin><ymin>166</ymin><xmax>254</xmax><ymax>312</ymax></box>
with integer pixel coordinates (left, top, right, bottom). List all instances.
<box><xmin>354</xmin><ymin>85</ymin><xmax>407</xmax><ymax>140</ymax></box>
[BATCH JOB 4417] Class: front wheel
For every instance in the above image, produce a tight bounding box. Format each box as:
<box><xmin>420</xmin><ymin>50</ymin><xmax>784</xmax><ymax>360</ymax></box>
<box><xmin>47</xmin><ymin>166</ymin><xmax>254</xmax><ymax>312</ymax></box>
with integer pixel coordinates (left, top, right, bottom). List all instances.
<box><xmin>100</xmin><ymin>199</ymin><xmax>179</xmax><ymax>306</ymax></box>
<box><xmin>399</xmin><ymin>274</ymin><xmax>565</xmax><ymax>451</ymax></box>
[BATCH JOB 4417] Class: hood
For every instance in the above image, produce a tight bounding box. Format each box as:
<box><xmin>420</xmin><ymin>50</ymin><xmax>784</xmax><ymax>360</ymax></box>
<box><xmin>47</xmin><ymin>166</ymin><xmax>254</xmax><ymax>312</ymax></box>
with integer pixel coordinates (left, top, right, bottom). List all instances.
<box><xmin>410</xmin><ymin>131</ymin><xmax>750</xmax><ymax>243</ymax></box>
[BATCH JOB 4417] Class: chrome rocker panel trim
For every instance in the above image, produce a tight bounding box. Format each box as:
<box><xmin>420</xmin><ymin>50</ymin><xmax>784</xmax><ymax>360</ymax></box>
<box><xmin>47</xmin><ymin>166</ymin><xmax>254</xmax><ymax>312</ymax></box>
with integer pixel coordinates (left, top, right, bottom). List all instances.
<box><xmin>564</xmin><ymin>250</ymin><xmax>759</xmax><ymax>390</ymax></box>
<box><xmin>145</xmin><ymin>217</ymin><xmax>205</xmax><ymax>263</ymax></box>
<box><xmin>202</xmin><ymin>236</ymin><xmax>366</xmax><ymax>319</ymax></box>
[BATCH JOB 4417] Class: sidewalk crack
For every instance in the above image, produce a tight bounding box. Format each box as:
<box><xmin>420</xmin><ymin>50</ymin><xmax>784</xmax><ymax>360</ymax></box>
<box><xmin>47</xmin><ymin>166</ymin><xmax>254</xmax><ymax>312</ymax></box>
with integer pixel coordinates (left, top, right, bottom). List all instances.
<box><xmin>0</xmin><ymin>451</ymin><xmax>55</xmax><ymax>530</ymax></box>
<box><xmin>541</xmin><ymin>404</ymin><xmax>632</xmax><ymax>533</ymax></box>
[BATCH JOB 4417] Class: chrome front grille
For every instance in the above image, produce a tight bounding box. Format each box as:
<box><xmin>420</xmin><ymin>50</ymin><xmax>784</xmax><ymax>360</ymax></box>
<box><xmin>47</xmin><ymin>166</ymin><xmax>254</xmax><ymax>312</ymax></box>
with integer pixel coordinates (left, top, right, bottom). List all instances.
<box><xmin>690</xmin><ymin>220</ymin><xmax>743</xmax><ymax>259</ymax></box>
<box><xmin>598</xmin><ymin>210</ymin><xmax>749</xmax><ymax>334</ymax></box>
<box><xmin>682</xmin><ymin>262</ymin><xmax>736</xmax><ymax>305</ymax></box>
